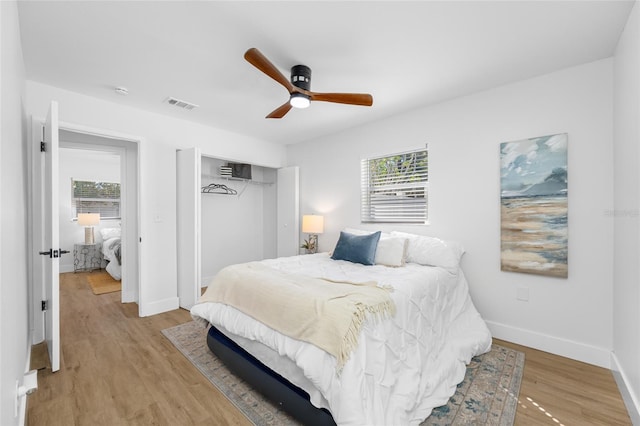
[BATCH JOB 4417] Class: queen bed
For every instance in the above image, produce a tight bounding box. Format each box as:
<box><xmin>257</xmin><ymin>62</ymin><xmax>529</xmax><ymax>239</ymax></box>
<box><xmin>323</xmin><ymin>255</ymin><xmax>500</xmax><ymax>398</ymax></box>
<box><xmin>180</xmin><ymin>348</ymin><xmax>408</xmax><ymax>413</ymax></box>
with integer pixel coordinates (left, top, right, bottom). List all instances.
<box><xmin>100</xmin><ymin>227</ymin><xmax>122</xmax><ymax>280</ymax></box>
<box><xmin>190</xmin><ymin>230</ymin><xmax>492</xmax><ymax>425</ymax></box>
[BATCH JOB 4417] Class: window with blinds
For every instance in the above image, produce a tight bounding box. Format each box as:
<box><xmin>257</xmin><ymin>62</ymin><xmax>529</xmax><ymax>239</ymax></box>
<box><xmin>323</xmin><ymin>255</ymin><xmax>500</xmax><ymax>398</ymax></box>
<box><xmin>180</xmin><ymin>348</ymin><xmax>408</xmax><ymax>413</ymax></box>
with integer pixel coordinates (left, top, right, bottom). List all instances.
<box><xmin>361</xmin><ymin>147</ymin><xmax>428</xmax><ymax>224</ymax></box>
<box><xmin>72</xmin><ymin>179</ymin><xmax>121</xmax><ymax>219</ymax></box>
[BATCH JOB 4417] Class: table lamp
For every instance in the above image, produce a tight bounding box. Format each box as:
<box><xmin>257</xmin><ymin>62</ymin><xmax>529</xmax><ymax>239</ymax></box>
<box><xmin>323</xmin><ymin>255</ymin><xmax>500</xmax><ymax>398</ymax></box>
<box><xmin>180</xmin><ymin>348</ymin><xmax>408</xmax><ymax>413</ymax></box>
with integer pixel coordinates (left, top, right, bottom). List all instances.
<box><xmin>78</xmin><ymin>213</ymin><xmax>100</xmax><ymax>244</ymax></box>
<box><xmin>301</xmin><ymin>214</ymin><xmax>324</xmax><ymax>254</ymax></box>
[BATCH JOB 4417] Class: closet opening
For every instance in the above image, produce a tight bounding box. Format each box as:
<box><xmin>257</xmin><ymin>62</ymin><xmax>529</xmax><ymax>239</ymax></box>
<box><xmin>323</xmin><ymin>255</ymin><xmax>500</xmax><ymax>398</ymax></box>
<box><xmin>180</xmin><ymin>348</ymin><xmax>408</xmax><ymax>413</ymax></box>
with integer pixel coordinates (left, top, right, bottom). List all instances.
<box><xmin>176</xmin><ymin>149</ymin><xmax>299</xmax><ymax>310</ymax></box>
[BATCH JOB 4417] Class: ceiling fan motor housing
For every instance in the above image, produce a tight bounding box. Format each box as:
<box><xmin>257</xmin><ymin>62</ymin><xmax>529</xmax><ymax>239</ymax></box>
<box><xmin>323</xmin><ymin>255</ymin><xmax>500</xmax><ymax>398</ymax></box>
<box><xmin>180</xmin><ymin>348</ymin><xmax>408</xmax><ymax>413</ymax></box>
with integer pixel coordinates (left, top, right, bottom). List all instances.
<box><xmin>291</xmin><ymin>65</ymin><xmax>311</xmax><ymax>91</ymax></box>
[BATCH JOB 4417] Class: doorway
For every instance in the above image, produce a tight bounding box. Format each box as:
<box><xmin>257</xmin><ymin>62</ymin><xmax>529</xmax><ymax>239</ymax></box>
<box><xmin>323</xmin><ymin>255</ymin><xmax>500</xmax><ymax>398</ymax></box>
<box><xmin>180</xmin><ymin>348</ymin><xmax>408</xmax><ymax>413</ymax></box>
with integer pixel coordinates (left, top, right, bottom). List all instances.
<box><xmin>30</xmin><ymin>119</ymin><xmax>141</xmax><ymax>350</ymax></box>
<box><xmin>58</xmin><ymin>147</ymin><xmax>121</xmax><ymax>275</ymax></box>
<box><xmin>57</xmin><ymin>129</ymin><xmax>139</xmax><ymax>304</ymax></box>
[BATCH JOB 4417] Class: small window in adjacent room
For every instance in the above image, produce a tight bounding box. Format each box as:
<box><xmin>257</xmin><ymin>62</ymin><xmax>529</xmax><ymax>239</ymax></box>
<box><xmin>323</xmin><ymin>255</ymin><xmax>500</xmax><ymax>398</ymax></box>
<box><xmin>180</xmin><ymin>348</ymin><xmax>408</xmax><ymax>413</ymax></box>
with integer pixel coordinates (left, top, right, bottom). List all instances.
<box><xmin>361</xmin><ymin>146</ymin><xmax>428</xmax><ymax>224</ymax></box>
<box><xmin>71</xmin><ymin>179</ymin><xmax>121</xmax><ymax>220</ymax></box>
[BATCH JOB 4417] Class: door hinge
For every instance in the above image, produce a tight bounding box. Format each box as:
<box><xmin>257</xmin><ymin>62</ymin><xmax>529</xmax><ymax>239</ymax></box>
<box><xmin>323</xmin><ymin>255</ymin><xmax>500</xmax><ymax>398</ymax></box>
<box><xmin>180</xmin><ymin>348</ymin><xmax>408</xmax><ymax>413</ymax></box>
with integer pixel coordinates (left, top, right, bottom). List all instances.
<box><xmin>41</xmin><ymin>300</ymin><xmax>48</xmax><ymax>311</ymax></box>
<box><xmin>40</xmin><ymin>141</ymin><xmax>46</xmax><ymax>152</ymax></box>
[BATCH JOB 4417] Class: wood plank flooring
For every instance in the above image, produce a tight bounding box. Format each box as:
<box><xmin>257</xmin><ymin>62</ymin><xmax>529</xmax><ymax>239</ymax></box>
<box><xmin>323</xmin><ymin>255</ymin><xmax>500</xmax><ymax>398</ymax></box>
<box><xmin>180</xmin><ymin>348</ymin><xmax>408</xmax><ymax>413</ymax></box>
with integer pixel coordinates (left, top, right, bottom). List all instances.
<box><xmin>28</xmin><ymin>272</ymin><xmax>250</xmax><ymax>426</ymax></box>
<box><xmin>27</xmin><ymin>272</ymin><xmax>632</xmax><ymax>425</ymax></box>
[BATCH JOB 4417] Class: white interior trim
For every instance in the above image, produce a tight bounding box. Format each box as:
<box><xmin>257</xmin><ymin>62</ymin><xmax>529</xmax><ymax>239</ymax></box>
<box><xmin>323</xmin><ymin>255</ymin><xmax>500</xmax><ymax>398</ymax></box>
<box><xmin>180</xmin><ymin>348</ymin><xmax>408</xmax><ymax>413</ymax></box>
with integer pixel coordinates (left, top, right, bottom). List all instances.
<box><xmin>139</xmin><ymin>296</ymin><xmax>179</xmax><ymax>318</ymax></box>
<box><xmin>486</xmin><ymin>320</ymin><xmax>612</xmax><ymax>368</ymax></box>
<box><xmin>18</xmin><ymin>330</ymin><xmax>34</xmax><ymax>425</ymax></box>
<box><xmin>611</xmin><ymin>352</ymin><xmax>640</xmax><ymax>425</ymax></box>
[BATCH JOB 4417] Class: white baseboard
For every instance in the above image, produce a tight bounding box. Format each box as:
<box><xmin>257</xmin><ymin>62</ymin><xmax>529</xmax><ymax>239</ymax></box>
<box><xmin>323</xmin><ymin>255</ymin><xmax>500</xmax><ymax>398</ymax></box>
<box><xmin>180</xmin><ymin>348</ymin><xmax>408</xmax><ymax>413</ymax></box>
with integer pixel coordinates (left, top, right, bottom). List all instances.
<box><xmin>121</xmin><ymin>289</ymin><xmax>135</xmax><ymax>303</ymax></box>
<box><xmin>59</xmin><ymin>264</ymin><xmax>73</xmax><ymax>274</ymax></box>
<box><xmin>486</xmin><ymin>320</ymin><xmax>611</xmax><ymax>368</ymax></box>
<box><xmin>139</xmin><ymin>296</ymin><xmax>179</xmax><ymax>317</ymax></box>
<box><xmin>611</xmin><ymin>353</ymin><xmax>640</xmax><ymax>425</ymax></box>
<box><xmin>19</xmin><ymin>330</ymin><xmax>35</xmax><ymax>425</ymax></box>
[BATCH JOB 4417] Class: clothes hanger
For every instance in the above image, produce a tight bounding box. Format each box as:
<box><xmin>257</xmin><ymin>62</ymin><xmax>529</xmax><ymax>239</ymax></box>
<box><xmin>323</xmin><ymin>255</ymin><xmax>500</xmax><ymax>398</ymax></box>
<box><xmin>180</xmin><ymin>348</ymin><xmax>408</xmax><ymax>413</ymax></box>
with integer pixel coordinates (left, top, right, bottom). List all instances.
<box><xmin>201</xmin><ymin>183</ymin><xmax>238</xmax><ymax>195</ymax></box>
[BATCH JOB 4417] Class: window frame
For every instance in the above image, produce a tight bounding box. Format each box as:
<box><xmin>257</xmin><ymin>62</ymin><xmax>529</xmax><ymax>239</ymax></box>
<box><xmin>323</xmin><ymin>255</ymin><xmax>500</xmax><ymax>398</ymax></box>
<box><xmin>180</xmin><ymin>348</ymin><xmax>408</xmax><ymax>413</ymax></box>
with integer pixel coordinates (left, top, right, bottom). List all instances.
<box><xmin>71</xmin><ymin>178</ymin><xmax>122</xmax><ymax>220</ymax></box>
<box><xmin>360</xmin><ymin>146</ymin><xmax>429</xmax><ymax>225</ymax></box>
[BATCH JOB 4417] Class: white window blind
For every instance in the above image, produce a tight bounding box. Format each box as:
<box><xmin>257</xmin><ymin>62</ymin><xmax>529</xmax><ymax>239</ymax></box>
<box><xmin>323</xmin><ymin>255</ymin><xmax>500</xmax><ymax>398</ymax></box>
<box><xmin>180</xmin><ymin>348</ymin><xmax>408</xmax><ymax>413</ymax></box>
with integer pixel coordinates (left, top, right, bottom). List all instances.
<box><xmin>72</xmin><ymin>179</ymin><xmax>121</xmax><ymax>219</ymax></box>
<box><xmin>361</xmin><ymin>147</ymin><xmax>428</xmax><ymax>224</ymax></box>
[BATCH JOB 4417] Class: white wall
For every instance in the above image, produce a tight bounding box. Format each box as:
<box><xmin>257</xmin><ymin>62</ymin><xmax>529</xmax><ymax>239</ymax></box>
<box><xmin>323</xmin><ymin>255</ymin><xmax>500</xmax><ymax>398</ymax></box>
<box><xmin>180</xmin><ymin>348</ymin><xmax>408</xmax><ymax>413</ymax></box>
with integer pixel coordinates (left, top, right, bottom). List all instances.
<box><xmin>58</xmin><ymin>148</ymin><xmax>120</xmax><ymax>273</ymax></box>
<box><xmin>26</xmin><ymin>81</ymin><xmax>286</xmax><ymax>317</ymax></box>
<box><xmin>200</xmin><ymin>158</ymin><xmax>277</xmax><ymax>285</ymax></box>
<box><xmin>0</xmin><ymin>1</ymin><xmax>30</xmax><ymax>424</ymax></box>
<box><xmin>612</xmin><ymin>1</ymin><xmax>640</xmax><ymax>422</ymax></box>
<box><xmin>288</xmin><ymin>59</ymin><xmax>615</xmax><ymax>368</ymax></box>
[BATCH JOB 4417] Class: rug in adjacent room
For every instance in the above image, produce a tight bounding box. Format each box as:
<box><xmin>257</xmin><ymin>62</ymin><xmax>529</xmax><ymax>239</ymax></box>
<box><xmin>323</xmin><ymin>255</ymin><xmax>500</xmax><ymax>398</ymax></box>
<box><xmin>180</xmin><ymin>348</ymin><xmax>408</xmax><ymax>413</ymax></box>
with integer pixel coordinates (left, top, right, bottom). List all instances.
<box><xmin>162</xmin><ymin>321</ymin><xmax>524</xmax><ymax>426</ymax></box>
<box><xmin>87</xmin><ymin>271</ymin><xmax>121</xmax><ymax>295</ymax></box>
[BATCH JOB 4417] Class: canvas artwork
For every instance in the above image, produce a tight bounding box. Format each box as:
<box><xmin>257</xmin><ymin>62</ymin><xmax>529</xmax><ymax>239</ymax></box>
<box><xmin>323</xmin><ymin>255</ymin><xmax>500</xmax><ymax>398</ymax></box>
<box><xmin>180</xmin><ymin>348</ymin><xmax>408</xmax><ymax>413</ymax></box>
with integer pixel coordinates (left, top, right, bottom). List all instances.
<box><xmin>500</xmin><ymin>133</ymin><xmax>568</xmax><ymax>278</ymax></box>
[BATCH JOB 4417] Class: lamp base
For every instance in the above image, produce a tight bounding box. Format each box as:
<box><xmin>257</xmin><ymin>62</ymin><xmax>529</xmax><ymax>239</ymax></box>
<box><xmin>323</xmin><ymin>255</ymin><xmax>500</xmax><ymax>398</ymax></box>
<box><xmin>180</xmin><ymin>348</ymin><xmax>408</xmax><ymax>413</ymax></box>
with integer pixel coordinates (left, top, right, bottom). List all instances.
<box><xmin>84</xmin><ymin>227</ymin><xmax>95</xmax><ymax>244</ymax></box>
<box><xmin>307</xmin><ymin>234</ymin><xmax>318</xmax><ymax>254</ymax></box>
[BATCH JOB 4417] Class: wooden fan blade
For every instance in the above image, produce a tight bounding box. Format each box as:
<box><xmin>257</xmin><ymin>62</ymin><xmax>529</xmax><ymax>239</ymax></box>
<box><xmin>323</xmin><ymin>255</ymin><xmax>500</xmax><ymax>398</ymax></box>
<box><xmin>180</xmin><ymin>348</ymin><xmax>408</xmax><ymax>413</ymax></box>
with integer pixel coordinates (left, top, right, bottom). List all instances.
<box><xmin>309</xmin><ymin>92</ymin><xmax>373</xmax><ymax>106</ymax></box>
<box><xmin>244</xmin><ymin>48</ymin><xmax>294</xmax><ymax>93</ymax></box>
<box><xmin>266</xmin><ymin>101</ymin><xmax>293</xmax><ymax>119</ymax></box>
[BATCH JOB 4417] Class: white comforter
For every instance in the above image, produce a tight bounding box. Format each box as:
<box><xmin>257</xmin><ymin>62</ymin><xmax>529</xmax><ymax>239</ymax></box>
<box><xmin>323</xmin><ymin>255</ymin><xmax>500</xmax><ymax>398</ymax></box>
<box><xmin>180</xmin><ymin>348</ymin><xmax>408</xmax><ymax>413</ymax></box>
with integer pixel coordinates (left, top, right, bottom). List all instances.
<box><xmin>191</xmin><ymin>253</ymin><xmax>492</xmax><ymax>426</ymax></box>
<box><xmin>102</xmin><ymin>237</ymin><xmax>121</xmax><ymax>280</ymax></box>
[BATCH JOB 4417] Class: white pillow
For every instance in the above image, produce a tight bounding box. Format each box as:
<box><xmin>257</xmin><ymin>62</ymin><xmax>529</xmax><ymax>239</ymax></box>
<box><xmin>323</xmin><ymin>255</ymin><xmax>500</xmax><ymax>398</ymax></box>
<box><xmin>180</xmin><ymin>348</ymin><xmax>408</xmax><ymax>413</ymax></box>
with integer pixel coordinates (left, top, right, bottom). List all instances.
<box><xmin>343</xmin><ymin>228</ymin><xmax>391</xmax><ymax>239</ymax></box>
<box><xmin>343</xmin><ymin>228</ymin><xmax>408</xmax><ymax>267</ymax></box>
<box><xmin>375</xmin><ymin>237</ymin><xmax>409</xmax><ymax>267</ymax></box>
<box><xmin>390</xmin><ymin>231</ymin><xmax>462</xmax><ymax>271</ymax></box>
<box><xmin>100</xmin><ymin>227</ymin><xmax>121</xmax><ymax>240</ymax></box>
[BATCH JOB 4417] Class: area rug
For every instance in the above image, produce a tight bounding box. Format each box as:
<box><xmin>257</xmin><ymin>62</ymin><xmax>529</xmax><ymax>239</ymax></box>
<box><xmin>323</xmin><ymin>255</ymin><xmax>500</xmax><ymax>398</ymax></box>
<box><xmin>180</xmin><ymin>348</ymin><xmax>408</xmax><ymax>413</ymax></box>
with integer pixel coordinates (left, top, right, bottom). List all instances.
<box><xmin>87</xmin><ymin>271</ymin><xmax>121</xmax><ymax>295</ymax></box>
<box><xmin>162</xmin><ymin>321</ymin><xmax>524</xmax><ymax>426</ymax></box>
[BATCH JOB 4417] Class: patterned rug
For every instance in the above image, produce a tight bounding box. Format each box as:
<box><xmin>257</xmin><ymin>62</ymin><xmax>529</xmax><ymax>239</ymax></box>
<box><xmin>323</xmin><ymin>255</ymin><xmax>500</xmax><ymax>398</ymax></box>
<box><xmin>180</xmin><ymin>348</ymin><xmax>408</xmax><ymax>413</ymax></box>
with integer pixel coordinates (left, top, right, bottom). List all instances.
<box><xmin>162</xmin><ymin>321</ymin><xmax>524</xmax><ymax>426</ymax></box>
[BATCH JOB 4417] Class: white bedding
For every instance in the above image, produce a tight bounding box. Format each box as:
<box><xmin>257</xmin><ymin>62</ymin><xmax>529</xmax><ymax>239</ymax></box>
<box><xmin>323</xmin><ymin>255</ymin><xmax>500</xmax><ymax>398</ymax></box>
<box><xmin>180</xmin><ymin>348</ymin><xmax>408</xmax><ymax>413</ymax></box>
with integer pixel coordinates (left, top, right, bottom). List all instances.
<box><xmin>191</xmin><ymin>253</ymin><xmax>492</xmax><ymax>426</ymax></box>
<box><xmin>102</xmin><ymin>237</ymin><xmax>121</xmax><ymax>280</ymax></box>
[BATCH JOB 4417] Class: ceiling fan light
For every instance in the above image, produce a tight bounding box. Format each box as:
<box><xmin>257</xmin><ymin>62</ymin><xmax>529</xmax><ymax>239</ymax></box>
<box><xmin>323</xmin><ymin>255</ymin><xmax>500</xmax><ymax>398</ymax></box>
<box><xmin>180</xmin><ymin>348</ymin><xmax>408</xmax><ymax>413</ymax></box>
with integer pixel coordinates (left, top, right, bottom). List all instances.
<box><xmin>290</xmin><ymin>93</ymin><xmax>310</xmax><ymax>109</ymax></box>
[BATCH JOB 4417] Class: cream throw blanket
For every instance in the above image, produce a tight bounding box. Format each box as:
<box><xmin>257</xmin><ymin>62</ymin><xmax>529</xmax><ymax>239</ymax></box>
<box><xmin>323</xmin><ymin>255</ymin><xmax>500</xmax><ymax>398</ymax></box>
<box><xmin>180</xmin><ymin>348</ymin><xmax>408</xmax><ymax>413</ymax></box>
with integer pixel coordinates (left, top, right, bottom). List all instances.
<box><xmin>198</xmin><ymin>262</ymin><xmax>395</xmax><ymax>369</ymax></box>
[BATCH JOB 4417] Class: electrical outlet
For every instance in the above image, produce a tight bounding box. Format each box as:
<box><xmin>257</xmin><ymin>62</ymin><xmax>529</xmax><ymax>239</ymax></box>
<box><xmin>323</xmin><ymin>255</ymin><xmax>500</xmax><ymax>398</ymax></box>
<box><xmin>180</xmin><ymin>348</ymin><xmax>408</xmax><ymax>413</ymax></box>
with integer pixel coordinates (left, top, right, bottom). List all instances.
<box><xmin>516</xmin><ymin>287</ymin><xmax>529</xmax><ymax>302</ymax></box>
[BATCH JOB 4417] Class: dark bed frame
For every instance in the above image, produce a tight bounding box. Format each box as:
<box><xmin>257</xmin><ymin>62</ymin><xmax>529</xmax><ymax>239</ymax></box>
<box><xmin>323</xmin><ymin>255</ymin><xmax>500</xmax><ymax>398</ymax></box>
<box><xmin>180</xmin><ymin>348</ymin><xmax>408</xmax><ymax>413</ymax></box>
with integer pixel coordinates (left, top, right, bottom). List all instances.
<box><xmin>207</xmin><ymin>325</ymin><xmax>336</xmax><ymax>426</ymax></box>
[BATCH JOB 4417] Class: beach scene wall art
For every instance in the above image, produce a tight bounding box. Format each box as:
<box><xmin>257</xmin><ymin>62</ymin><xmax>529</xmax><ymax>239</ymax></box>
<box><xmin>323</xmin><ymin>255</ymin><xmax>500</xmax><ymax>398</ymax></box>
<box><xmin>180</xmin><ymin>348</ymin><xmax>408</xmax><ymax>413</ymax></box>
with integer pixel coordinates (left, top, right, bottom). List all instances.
<box><xmin>500</xmin><ymin>133</ymin><xmax>568</xmax><ymax>278</ymax></box>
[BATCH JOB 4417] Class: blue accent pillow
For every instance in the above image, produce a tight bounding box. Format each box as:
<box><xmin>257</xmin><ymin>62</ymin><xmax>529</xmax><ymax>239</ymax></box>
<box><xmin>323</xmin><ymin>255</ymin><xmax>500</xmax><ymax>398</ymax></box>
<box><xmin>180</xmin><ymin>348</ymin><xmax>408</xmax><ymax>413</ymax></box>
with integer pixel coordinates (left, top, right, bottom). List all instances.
<box><xmin>331</xmin><ymin>231</ymin><xmax>381</xmax><ymax>266</ymax></box>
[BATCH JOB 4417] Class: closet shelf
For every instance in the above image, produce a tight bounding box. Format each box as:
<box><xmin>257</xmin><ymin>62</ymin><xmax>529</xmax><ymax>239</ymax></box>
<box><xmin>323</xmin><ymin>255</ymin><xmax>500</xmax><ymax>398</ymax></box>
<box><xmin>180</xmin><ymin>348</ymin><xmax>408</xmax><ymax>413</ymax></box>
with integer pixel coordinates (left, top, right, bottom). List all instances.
<box><xmin>201</xmin><ymin>173</ymin><xmax>274</xmax><ymax>186</ymax></box>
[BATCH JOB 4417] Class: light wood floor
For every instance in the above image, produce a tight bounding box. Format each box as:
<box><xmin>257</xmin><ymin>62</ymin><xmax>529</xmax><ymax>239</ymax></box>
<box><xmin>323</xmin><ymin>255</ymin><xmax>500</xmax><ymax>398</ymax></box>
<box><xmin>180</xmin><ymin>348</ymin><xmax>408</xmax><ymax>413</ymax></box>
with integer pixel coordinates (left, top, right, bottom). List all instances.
<box><xmin>27</xmin><ymin>272</ymin><xmax>631</xmax><ymax>425</ymax></box>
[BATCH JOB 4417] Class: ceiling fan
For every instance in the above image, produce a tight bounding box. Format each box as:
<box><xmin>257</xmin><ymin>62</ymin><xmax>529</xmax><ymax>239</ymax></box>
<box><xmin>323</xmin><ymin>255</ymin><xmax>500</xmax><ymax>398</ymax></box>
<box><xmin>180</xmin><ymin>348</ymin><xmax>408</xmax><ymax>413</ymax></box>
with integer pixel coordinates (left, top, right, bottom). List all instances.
<box><xmin>244</xmin><ymin>48</ymin><xmax>374</xmax><ymax>119</ymax></box>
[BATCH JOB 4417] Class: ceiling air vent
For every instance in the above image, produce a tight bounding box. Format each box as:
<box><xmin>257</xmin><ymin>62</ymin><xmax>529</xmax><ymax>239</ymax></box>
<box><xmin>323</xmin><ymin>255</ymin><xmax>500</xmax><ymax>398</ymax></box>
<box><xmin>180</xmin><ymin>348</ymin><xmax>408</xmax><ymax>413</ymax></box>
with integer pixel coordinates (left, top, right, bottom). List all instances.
<box><xmin>164</xmin><ymin>97</ymin><xmax>199</xmax><ymax>111</ymax></box>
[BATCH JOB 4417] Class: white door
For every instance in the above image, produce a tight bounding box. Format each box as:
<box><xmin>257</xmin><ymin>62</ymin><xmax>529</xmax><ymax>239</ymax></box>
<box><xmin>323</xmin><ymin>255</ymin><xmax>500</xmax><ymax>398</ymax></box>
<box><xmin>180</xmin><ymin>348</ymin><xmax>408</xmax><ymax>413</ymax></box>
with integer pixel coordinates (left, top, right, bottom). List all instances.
<box><xmin>277</xmin><ymin>166</ymin><xmax>300</xmax><ymax>257</ymax></box>
<box><xmin>176</xmin><ymin>148</ymin><xmax>201</xmax><ymax>309</ymax></box>
<box><xmin>39</xmin><ymin>101</ymin><xmax>63</xmax><ymax>372</ymax></box>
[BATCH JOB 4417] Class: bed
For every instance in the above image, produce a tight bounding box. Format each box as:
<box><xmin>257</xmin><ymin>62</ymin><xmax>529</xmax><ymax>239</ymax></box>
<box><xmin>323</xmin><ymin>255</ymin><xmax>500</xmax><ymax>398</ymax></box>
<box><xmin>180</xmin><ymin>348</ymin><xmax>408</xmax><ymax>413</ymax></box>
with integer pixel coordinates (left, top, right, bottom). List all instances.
<box><xmin>190</xmin><ymin>230</ymin><xmax>492</xmax><ymax>425</ymax></box>
<box><xmin>100</xmin><ymin>227</ymin><xmax>122</xmax><ymax>281</ymax></box>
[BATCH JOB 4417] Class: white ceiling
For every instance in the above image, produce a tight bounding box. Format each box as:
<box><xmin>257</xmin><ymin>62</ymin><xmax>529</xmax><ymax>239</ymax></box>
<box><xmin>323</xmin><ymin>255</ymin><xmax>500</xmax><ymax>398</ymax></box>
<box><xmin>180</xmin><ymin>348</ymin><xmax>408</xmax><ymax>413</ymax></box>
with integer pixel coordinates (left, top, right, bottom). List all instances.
<box><xmin>17</xmin><ymin>1</ymin><xmax>634</xmax><ymax>145</ymax></box>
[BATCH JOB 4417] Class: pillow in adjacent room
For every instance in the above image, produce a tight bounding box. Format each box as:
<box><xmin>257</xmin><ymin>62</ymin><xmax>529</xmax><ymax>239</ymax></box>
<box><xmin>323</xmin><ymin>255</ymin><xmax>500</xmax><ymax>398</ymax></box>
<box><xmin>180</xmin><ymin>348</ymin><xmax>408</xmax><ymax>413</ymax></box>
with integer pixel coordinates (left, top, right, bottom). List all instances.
<box><xmin>331</xmin><ymin>231</ymin><xmax>382</xmax><ymax>266</ymax></box>
<box><xmin>343</xmin><ymin>228</ymin><xmax>407</xmax><ymax>267</ymax></box>
<box><xmin>100</xmin><ymin>227</ymin><xmax>121</xmax><ymax>240</ymax></box>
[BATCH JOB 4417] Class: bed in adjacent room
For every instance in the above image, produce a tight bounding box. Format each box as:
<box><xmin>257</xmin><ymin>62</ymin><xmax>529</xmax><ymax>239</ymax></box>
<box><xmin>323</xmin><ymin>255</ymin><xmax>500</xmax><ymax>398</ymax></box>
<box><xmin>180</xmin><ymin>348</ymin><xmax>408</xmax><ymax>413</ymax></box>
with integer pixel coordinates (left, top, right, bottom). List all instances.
<box><xmin>190</xmin><ymin>230</ymin><xmax>492</xmax><ymax>426</ymax></box>
<box><xmin>100</xmin><ymin>227</ymin><xmax>122</xmax><ymax>281</ymax></box>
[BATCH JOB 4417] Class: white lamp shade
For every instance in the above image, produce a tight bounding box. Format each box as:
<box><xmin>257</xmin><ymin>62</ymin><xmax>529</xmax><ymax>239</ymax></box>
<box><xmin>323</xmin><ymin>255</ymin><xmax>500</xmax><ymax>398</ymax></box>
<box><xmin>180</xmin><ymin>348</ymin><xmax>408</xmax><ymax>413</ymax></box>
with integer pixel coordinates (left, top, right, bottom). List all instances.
<box><xmin>302</xmin><ymin>215</ymin><xmax>324</xmax><ymax>234</ymax></box>
<box><xmin>78</xmin><ymin>213</ymin><xmax>100</xmax><ymax>226</ymax></box>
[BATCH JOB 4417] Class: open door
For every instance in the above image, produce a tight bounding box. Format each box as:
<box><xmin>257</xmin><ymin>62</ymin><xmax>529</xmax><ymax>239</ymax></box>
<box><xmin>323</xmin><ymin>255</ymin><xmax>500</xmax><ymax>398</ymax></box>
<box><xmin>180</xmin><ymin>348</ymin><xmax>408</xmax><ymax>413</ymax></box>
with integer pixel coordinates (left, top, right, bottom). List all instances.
<box><xmin>277</xmin><ymin>166</ymin><xmax>300</xmax><ymax>257</ymax></box>
<box><xmin>37</xmin><ymin>101</ymin><xmax>65</xmax><ymax>372</ymax></box>
<box><xmin>176</xmin><ymin>147</ymin><xmax>201</xmax><ymax>309</ymax></box>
